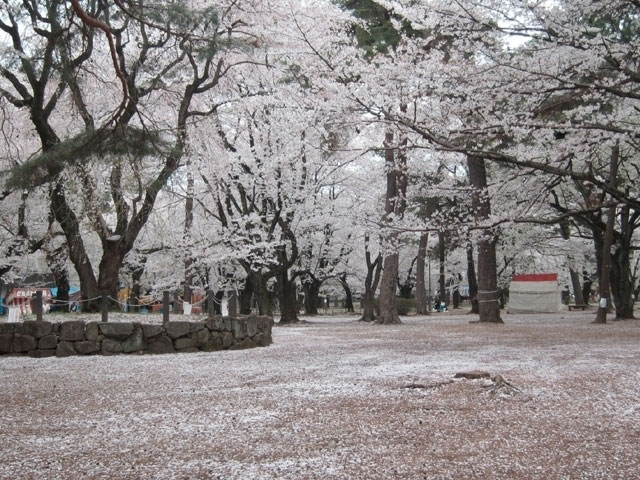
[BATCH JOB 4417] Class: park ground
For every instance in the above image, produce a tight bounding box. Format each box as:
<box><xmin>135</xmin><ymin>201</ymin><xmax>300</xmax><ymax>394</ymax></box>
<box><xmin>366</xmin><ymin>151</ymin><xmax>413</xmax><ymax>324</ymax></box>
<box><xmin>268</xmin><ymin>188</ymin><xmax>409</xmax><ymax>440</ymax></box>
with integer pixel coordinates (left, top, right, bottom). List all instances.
<box><xmin>1</xmin><ymin>311</ymin><xmax>639</xmax><ymax>479</ymax></box>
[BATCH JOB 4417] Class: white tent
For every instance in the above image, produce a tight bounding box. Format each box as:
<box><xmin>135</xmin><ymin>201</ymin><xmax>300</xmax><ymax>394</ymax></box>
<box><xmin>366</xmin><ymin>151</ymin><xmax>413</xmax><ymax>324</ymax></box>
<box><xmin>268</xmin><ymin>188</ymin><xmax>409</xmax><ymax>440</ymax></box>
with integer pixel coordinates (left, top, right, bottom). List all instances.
<box><xmin>507</xmin><ymin>273</ymin><xmax>563</xmax><ymax>313</ymax></box>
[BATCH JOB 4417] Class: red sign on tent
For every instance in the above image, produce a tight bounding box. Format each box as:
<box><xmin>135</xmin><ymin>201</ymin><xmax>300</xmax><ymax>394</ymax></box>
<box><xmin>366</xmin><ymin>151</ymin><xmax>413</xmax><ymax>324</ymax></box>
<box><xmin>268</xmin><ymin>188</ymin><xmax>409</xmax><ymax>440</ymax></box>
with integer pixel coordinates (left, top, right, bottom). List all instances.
<box><xmin>512</xmin><ymin>273</ymin><xmax>558</xmax><ymax>282</ymax></box>
<box><xmin>5</xmin><ymin>288</ymin><xmax>51</xmax><ymax>315</ymax></box>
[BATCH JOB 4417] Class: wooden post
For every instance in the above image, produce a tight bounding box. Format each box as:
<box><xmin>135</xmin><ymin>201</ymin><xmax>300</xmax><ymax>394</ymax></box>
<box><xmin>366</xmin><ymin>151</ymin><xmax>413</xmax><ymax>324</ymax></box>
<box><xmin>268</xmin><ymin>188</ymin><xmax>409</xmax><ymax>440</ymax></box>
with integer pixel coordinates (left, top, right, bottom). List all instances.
<box><xmin>34</xmin><ymin>291</ymin><xmax>43</xmax><ymax>322</ymax></box>
<box><xmin>228</xmin><ymin>291</ymin><xmax>237</xmax><ymax>317</ymax></box>
<box><xmin>163</xmin><ymin>290</ymin><xmax>170</xmax><ymax>325</ymax></box>
<box><xmin>207</xmin><ymin>289</ymin><xmax>214</xmax><ymax>317</ymax></box>
<box><xmin>101</xmin><ymin>291</ymin><xmax>108</xmax><ymax>322</ymax></box>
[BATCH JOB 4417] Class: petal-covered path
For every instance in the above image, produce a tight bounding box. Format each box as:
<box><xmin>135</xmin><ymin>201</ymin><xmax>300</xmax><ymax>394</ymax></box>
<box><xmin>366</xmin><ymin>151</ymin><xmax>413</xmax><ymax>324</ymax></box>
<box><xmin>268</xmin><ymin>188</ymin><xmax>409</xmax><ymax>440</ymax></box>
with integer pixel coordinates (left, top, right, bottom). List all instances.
<box><xmin>1</xmin><ymin>312</ymin><xmax>639</xmax><ymax>479</ymax></box>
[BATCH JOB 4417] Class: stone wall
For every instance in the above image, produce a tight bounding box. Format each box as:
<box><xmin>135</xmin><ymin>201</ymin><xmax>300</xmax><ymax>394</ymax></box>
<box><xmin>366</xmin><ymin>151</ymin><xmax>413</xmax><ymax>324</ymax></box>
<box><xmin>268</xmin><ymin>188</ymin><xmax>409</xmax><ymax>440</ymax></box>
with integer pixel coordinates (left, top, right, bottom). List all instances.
<box><xmin>0</xmin><ymin>315</ymin><xmax>273</xmax><ymax>358</ymax></box>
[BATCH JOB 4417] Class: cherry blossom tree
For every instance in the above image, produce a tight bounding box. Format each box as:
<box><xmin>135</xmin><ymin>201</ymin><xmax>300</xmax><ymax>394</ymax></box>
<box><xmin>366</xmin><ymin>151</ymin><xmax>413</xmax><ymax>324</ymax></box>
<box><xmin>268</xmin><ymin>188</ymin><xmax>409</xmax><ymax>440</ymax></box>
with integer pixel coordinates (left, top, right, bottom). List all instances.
<box><xmin>1</xmin><ymin>1</ymin><xmax>272</xmax><ymax>308</ymax></box>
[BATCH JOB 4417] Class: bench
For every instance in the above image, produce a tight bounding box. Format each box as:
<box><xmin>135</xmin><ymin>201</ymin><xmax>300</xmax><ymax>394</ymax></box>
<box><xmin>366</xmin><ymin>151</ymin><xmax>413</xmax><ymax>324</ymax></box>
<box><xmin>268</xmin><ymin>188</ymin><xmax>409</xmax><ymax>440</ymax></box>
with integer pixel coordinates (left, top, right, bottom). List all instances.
<box><xmin>568</xmin><ymin>304</ymin><xmax>587</xmax><ymax>311</ymax></box>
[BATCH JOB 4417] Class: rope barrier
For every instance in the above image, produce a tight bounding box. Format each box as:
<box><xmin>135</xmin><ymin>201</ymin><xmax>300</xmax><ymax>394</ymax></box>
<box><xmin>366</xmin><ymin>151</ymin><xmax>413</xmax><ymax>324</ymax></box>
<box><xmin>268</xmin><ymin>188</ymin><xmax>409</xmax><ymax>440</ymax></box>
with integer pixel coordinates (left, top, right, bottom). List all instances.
<box><xmin>48</xmin><ymin>298</ymin><xmax>76</xmax><ymax>305</ymax></box>
<box><xmin>78</xmin><ymin>296</ymin><xmax>103</xmax><ymax>303</ymax></box>
<box><xmin>206</xmin><ymin>295</ymin><xmax>222</xmax><ymax>306</ymax></box>
<box><xmin>107</xmin><ymin>296</ymin><xmax>131</xmax><ymax>307</ymax></box>
<box><xmin>130</xmin><ymin>297</ymin><xmax>158</xmax><ymax>306</ymax></box>
<box><xmin>108</xmin><ymin>295</ymin><xmax>218</xmax><ymax>309</ymax></box>
<box><xmin>190</xmin><ymin>296</ymin><xmax>207</xmax><ymax>306</ymax></box>
<box><xmin>3</xmin><ymin>290</ymin><xmax>229</xmax><ymax>313</ymax></box>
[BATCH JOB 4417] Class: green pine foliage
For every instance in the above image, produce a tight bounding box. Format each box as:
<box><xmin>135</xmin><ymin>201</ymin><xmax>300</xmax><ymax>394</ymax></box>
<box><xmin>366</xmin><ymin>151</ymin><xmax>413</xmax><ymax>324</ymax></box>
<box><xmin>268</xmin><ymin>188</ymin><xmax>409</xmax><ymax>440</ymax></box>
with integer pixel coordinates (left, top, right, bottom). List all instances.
<box><xmin>6</xmin><ymin>127</ymin><xmax>170</xmax><ymax>190</ymax></box>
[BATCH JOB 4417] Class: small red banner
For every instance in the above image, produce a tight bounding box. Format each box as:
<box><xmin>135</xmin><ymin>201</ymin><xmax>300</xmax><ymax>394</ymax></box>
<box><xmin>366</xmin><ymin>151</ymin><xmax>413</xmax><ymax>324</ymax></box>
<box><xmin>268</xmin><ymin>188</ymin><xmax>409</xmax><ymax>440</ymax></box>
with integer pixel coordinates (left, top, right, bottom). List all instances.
<box><xmin>512</xmin><ymin>273</ymin><xmax>558</xmax><ymax>282</ymax></box>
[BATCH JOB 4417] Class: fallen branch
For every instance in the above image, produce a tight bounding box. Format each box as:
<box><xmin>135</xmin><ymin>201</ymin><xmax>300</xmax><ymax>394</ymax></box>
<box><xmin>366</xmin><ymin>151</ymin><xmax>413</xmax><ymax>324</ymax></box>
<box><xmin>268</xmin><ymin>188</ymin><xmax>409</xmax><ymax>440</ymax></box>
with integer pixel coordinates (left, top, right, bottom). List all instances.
<box><xmin>484</xmin><ymin>374</ymin><xmax>522</xmax><ymax>394</ymax></box>
<box><xmin>403</xmin><ymin>380</ymin><xmax>453</xmax><ymax>390</ymax></box>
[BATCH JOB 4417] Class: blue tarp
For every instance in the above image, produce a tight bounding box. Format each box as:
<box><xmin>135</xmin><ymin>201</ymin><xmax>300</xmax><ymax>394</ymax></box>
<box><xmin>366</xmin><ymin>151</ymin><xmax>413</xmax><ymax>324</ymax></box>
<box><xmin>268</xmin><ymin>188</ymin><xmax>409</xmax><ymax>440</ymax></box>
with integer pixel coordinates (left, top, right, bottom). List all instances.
<box><xmin>49</xmin><ymin>286</ymin><xmax>81</xmax><ymax>297</ymax></box>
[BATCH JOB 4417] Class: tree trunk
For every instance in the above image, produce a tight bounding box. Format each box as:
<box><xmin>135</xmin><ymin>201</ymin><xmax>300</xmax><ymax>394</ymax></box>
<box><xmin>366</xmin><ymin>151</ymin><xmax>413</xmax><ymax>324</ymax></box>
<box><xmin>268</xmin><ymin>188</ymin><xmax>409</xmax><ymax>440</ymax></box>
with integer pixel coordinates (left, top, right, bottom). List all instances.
<box><xmin>592</xmin><ymin>232</ymin><xmax>604</xmax><ymax>287</ymax></box>
<box><xmin>438</xmin><ymin>231</ymin><xmax>447</xmax><ymax>307</ymax></box>
<box><xmin>467</xmin><ymin>155</ymin><xmax>502</xmax><ymax>323</ymax></box>
<box><xmin>360</xmin><ymin>249</ymin><xmax>382</xmax><ymax>322</ymax></box>
<box><xmin>339</xmin><ymin>273</ymin><xmax>354</xmax><ymax>313</ymax></box>
<box><xmin>44</xmin><ymin>225</ymin><xmax>70</xmax><ymax>312</ymax></box>
<box><xmin>376</xmin><ymin>127</ymin><xmax>407</xmax><ymax>325</ymax></box>
<box><xmin>239</xmin><ymin>275</ymin><xmax>253</xmax><ymax>315</ymax></box>
<box><xmin>595</xmin><ymin>204</ymin><xmax>615</xmax><ymax>323</ymax></box>
<box><xmin>569</xmin><ymin>269</ymin><xmax>584</xmax><ymax>306</ymax></box>
<box><xmin>452</xmin><ymin>283</ymin><xmax>461</xmax><ymax>309</ymax></box>
<box><xmin>594</xmin><ymin>144</ymin><xmax>619</xmax><ymax>324</ymax></box>
<box><xmin>609</xmin><ymin>199</ymin><xmax>635</xmax><ymax>319</ymax></box>
<box><xmin>360</xmin><ymin>289</ymin><xmax>377</xmax><ymax>321</ymax></box>
<box><xmin>183</xmin><ymin>158</ymin><xmax>194</xmax><ymax>309</ymax></box>
<box><xmin>467</xmin><ymin>246</ymin><xmax>479</xmax><ymax>314</ymax></box>
<box><xmin>415</xmin><ymin>233</ymin><xmax>429</xmax><ymax>314</ymax></box>
<box><xmin>559</xmin><ymin>221</ymin><xmax>585</xmax><ymax>307</ymax></box>
<box><xmin>249</xmin><ymin>271</ymin><xmax>272</xmax><ymax>316</ymax></box>
<box><xmin>278</xmin><ymin>270</ymin><xmax>299</xmax><ymax>324</ymax></box>
<box><xmin>476</xmin><ymin>237</ymin><xmax>503</xmax><ymax>323</ymax></box>
<box><xmin>378</xmin><ymin>252</ymin><xmax>401</xmax><ymax>324</ymax></box>
<box><xmin>51</xmin><ymin>183</ymin><xmax>101</xmax><ymax>310</ymax></box>
<box><xmin>302</xmin><ymin>276</ymin><xmax>322</xmax><ymax>315</ymax></box>
<box><xmin>610</xmin><ymin>245</ymin><xmax>635</xmax><ymax>319</ymax></box>
<box><xmin>208</xmin><ymin>291</ymin><xmax>224</xmax><ymax>315</ymax></box>
<box><xmin>49</xmin><ymin>261</ymin><xmax>70</xmax><ymax>312</ymax></box>
<box><xmin>130</xmin><ymin>262</ymin><xmax>145</xmax><ymax>313</ymax></box>
<box><xmin>97</xmin><ymin>247</ymin><xmax>125</xmax><ymax>302</ymax></box>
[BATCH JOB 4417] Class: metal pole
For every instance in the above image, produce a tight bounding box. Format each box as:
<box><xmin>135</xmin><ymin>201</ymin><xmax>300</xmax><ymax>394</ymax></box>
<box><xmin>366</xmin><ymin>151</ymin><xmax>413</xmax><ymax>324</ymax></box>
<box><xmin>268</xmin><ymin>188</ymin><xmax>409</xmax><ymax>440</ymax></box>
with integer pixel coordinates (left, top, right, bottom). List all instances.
<box><xmin>163</xmin><ymin>290</ymin><xmax>170</xmax><ymax>325</ymax></box>
<box><xmin>101</xmin><ymin>291</ymin><xmax>108</xmax><ymax>322</ymax></box>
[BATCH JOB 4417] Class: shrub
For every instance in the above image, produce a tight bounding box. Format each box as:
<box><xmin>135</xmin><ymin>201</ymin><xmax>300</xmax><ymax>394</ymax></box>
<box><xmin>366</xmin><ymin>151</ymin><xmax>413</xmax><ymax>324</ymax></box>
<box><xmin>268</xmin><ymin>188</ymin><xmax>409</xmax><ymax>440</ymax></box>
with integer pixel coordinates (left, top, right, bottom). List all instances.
<box><xmin>373</xmin><ymin>297</ymin><xmax>416</xmax><ymax>315</ymax></box>
<box><xmin>395</xmin><ymin>297</ymin><xmax>416</xmax><ymax>315</ymax></box>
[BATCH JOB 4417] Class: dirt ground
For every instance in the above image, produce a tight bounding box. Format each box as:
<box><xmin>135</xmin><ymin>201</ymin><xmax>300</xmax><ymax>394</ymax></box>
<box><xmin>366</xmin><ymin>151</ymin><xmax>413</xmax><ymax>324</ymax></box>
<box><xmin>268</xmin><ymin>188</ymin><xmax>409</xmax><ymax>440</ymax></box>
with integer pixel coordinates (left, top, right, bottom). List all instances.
<box><xmin>1</xmin><ymin>311</ymin><xmax>639</xmax><ymax>479</ymax></box>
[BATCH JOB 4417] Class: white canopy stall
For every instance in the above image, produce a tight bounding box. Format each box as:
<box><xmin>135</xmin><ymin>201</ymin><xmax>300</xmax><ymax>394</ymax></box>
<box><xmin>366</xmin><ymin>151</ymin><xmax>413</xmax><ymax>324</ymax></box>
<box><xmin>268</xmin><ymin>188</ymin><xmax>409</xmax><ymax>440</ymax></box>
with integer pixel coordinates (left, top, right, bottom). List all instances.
<box><xmin>507</xmin><ymin>273</ymin><xmax>563</xmax><ymax>314</ymax></box>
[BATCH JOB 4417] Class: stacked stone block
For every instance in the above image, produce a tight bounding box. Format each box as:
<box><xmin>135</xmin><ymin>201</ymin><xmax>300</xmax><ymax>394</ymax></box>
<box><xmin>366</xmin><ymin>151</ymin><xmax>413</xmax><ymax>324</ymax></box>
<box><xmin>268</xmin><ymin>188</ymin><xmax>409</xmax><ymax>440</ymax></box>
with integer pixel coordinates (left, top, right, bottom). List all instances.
<box><xmin>0</xmin><ymin>315</ymin><xmax>273</xmax><ymax>358</ymax></box>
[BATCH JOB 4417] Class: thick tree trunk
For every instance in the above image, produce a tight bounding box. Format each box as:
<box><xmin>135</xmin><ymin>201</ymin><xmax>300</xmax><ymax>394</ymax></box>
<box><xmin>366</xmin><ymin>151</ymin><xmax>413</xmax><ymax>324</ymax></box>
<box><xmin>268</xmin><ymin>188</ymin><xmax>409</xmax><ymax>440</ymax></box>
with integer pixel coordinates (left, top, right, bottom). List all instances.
<box><xmin>360</xmin><ymin>250</ymin><xmax>382</xmax><ymax>322</ymax></box>
<box><xmin>239</xmin><ymin>275</ymin><xmax>253</xmax><ymax>315</ymax></box>
<box><xmin>360</xmin><ymin>290</ymin><xmax>377</xmax><ymax>321</ymax></box>
<box><xmin>51</xmin><ymin>184</ymin><xmax>101</xmax><ymax>310</ymax></box>
<box><xmin>97</xmin><ymin>247</ymin><xmax>125</xmax><ymax>306</ymax></box>
<box><xmin>476</xmin><ymin>238</ymin><xmax>503</xmax><ymax>323</ymax></box>
<box><xmin>610</xmin><ymin>201</ymin><xmax>635</xmax><ymax>319</ymax></box>
<box><xmin>467</xmin><ymin>155</ymin><xmax>502</xmax><ymax>323</ymax></box>
<box><xmin>302</xmin><ymin>277</ymin><xmax>322</xmax><ymax>315</ymax></box>
<box><xmin>249</xmin><ymin>271</ymin><xmax>272</xmax><ymax>316</ymax></box>
<box><xmin>594</xmin><ymin>145</ymin><xmax>619</xmax><ymax>324</ymax></box>
<box><xmin>595</xmin><ymin>204</ymin><xmax>616</xmax><ymax>323</ymax></box>
<box><xmin>377</xmin><ymin>252</ymin><xmax>401</xmax><ymax>324</ymax></box>
<box><xmin>278</xmin><ymin>271</ymin><xmax>299</xmax><ymax>324</ymax></box>
<box><xmin>467</xmin><ymin>246</ymin><xmax>479</xmax><ymax>314</ymax></box>
<box><xmin>415</xmin><ymin>233</ymin><xmax>429</xmax><ymax>314</ymax></box>
<box><xmin>339</xmin><ymin>273</ymin><xmax>354</xmax><ymax>313</ymax></box>
<box><xmin>611</xmin><ymin>234</ymin><xmax>635</xmax><ymax>319</ymax></box>
<box><xmin>377</xmin><ymin>123</ymin><xmax>407</xmax><ymax>325</ymax></box>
